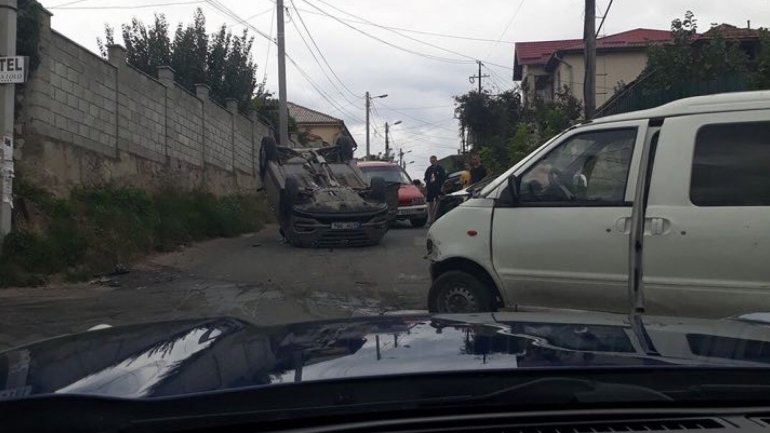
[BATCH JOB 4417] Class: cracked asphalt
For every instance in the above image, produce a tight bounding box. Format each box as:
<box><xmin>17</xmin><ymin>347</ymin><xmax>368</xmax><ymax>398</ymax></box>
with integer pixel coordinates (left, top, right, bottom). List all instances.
<box><xmin>0</xmin><ymin>223</ymin><xmax>430</xmax><ymax>351</ymax></box>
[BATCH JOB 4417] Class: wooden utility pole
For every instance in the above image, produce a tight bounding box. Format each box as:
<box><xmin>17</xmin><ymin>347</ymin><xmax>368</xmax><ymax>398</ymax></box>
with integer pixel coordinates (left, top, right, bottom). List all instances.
<box><xmin>276</xmin><ymin>0</ymin><xmax>289</xmax><ymax>147</ymax></box>
<box><xmin>468</xmin><ymin>60</ymin><xmax>489</xmax><ymax>94</ymax></box>
<box><xmin>583</xmin><ymin>0</ymin><xmax>597</xmax><ymax>120</ymax></box>
<box><xmin>384</xmin><ymin>121</ymin><xmax>390</xmax><ymax>160</ymax></box>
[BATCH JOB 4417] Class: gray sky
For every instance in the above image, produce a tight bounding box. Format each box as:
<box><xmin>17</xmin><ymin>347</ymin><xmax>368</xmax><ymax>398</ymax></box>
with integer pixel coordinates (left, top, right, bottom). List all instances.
<box><xmin>37</xmin><ymin>0</ymin><xmax>770</xmax><ymax>178</ymax></box>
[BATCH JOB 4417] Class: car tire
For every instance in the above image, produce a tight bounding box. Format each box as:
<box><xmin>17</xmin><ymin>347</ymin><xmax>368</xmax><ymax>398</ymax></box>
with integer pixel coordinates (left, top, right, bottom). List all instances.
<box><xmin>370</xmin><ymin>176</ymin><xmax>386</xmax><ymax>202</ymax></box>
<box><xmin>428</xmin><ymin>271</ymin><xmax>495</xmax><ymax>313</ymax></box>
<box><xmin>410</xmin><ymin>217</ymin><xmax>427</xmax><ymax>228</ymax></box>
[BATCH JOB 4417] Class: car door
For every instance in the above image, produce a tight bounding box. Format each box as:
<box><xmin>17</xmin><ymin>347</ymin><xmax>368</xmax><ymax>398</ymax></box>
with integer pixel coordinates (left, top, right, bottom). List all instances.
<box><xmin>643</xmin><ymin>112</ymin><xmax>770</xmax><ymax>318</ymax></box>
<box><xmin>491</xmin><ymin>121</ymin><xmax>648</xmax><ymax>313</ymax></box>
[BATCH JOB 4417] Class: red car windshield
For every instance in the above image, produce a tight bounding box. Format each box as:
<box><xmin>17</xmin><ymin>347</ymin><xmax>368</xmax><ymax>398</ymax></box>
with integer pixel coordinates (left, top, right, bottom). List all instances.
<box><xmin>360</xmin><ymin>167</ymin><xmax>412</xmax><ymax>185</ymax></box>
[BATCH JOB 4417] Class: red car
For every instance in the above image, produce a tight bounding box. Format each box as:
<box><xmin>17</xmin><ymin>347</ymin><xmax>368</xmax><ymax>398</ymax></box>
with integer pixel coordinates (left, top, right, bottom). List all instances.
<box><xmin>358</xmin><ymin>161</ymin><xmax>428</xmax><ymax>227</ymax></box>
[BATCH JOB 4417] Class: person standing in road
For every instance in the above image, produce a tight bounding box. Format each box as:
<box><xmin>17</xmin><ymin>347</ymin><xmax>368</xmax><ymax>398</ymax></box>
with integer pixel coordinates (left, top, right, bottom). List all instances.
<box><xmin>469</xmin><ymin>153</ymin><xmax>487</xmax><ymax>184</ymax></box>
<box><xmin>424</xmin><ymin>155</ymin><xmax>447</xmax><ymax>224</ymax></box>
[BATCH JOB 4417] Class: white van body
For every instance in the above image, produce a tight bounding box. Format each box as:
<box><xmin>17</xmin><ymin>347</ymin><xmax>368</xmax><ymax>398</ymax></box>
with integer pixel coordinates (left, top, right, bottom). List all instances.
<box><xmin>426</xmin><ymin>91</ymin><xmax>770</xmax><ymax>318</ymax></box>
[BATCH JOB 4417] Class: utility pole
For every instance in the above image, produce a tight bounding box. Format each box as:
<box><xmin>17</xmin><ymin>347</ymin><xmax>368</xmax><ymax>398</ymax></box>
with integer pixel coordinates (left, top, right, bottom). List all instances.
<box><xmin>276</xmin><ymin>0</ymin><xmax>289</xmax><ymax>147</ymax></box>
<box><xmin>365</xmin><ymin>91</ymin><xmax>370</xmax><ymax>159</ymax></box>
<box><xmin>468</xmin><ymin>60</ymin><xmax>489</xmax><ymax>94</ymax></box>
<box><xmin>461</xmin><ymin>125</ymin><xmax>466</xmax><ymax>154</ymax></box>
<box><xmin>583</xmin><ymin>0</ymin><xmax>597</xmax><ymax>120</ymax></box>
<box><xmin>365</xmin><ymin>92</ymin><xmax>388</xmax><ymax>160</ymax></box>
<box><xmin>384</xmin><ymin>121</ymin><xmax>390</xmax><ymax>161</ymax></box>
<box><xmin>384</xmin><ymin>120</ymin><xmax>400</xmax><ymax>161</ymax></box>
<box><xmin>0</xmin><ymin>0</ymin><xmax>17</xmax><ymax>240</ymax></box>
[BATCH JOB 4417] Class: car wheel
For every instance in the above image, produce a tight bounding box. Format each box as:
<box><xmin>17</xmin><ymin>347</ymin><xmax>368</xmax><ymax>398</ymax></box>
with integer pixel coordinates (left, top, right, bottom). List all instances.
<box><xmin>410</xmin><ymin>217</ymin><xmax>427</xmax><ymax>228</ymax></box>
<box><xmin>429</xmin><ymin>271</ymin><xmax>494</xmax><ymax>313</ymax></box>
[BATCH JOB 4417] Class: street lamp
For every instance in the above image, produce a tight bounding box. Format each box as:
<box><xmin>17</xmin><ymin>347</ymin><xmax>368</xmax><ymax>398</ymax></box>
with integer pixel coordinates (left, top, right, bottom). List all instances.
<box><xmin>384</xmin><ymin>120</ymin><xmax>401</xmax><ymax>161</ymax></box>
<box><xmin>365</xmin><ymin>92</ymin><xmax>388</xmax><ymax>159</ymax></box>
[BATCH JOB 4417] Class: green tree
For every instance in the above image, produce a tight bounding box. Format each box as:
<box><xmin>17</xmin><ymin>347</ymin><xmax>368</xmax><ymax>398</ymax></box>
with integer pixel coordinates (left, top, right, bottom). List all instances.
<box><xmin>120</xmin><ymin>15</ymin><xmax>172</xmax><ymax>76</ymax></box>
<box><xmin>634</xmin><ymin>11</ymin><xmax>750</xmax><ymax>94</ymax></box>
<box><xmin>454</xmin><ymin>86</ymin><xmax>581</xmax><ymax>173</ymax></box>
<box><xmin>170</xmin><ymin>8</ymin><xmax>207</xmax><ymax>91</ymax></box>
<box><xmin>751</xmin><ymin>28</ymin><xmax>770</xmax><ymax>89</ymax></box>
<box><xmin>16</xmin><ymin>0</ymin><xmax>42</xmax><ymax>72</ymax></box>
<box><xmin>99</xmin><ymin>8</ymin><xmax>268</xmax><ymax>112</ymax></box>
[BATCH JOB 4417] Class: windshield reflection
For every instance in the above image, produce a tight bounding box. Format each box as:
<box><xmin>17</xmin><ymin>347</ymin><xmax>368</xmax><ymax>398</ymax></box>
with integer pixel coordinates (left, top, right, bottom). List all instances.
<box><xmin>4</xmin><ymin>315</ymin><xmax>770</xmax><ymax>399</ymax></box>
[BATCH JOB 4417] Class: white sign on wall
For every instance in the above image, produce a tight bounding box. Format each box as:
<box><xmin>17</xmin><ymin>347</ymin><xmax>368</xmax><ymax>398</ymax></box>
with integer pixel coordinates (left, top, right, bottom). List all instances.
<box><xmin>0</xmin><ymin>56</ymin><xmax>26</xmax><ymax>84</ymax></box>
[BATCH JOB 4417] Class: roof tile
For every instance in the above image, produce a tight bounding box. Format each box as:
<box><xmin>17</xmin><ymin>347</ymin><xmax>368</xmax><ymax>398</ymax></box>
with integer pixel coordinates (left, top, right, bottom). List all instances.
<box><xmin>287</xmin><ymin>102</ymin><xmax>343</xmax><ymax>124</ymax></box>
<box><xmin>515</xmin><ymin>28</ymin><xmax>671</xmax><ymax>67</ymax></box>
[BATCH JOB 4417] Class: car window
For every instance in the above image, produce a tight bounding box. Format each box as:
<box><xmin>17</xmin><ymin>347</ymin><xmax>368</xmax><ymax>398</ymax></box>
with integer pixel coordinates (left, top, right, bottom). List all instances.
<box><xmin>690</xmin><ymin>121</ymin><xmax>770</xmax><ymax>206</ymax></box>
<box><xmin>360</xmin><ymin>167</ymin><xmax>411</xmax><ymax>184</ymax></box>
<box><xmin>519</xmin><ymin>128</ymin><xmax>637</xmax><ymax>205</ymax></box>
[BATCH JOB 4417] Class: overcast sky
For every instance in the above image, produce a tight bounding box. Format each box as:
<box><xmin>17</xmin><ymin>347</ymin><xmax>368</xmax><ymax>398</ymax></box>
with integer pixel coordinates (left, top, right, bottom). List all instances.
<box><xmin>36</xmin><ymin>0</ymin><xmax>770</xmax><ymax>178</ymax></box>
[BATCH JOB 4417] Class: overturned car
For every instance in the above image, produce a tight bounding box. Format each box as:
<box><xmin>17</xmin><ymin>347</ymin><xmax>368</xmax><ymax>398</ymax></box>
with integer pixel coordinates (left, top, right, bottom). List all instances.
<box><xmin>259</xmin><ymin>136</ymin><xmax>390</xmax><ymax>247</ymax></box>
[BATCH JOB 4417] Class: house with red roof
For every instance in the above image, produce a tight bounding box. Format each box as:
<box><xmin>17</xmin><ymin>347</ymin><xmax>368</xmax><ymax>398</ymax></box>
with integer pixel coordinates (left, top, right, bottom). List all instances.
<box><xmin>513</xmin><ymin>28</ymin><xmax>671</xmax><ymax>107</ymax></box>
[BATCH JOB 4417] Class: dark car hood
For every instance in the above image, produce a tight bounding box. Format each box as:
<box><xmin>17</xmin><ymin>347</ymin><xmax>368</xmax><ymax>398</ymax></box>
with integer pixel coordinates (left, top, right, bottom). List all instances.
<box><xmin>2</xmin><ymin>311</ymin><xmax>770</xmax><ymax>400</ymax></box>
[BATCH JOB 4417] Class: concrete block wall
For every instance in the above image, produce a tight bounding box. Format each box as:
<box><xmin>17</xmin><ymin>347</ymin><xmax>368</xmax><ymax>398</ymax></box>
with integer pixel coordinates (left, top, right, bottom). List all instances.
<box><xmin>233</xmin><ymin>106</ymin><xmax>253</xmax><ymax>173</ymax></box>
<box><xmin>23</xmin><ymin>26</ymin><xmax>118</xmax><ymax>158</ymax></box>
<box><xmin>16</xmin><ymin>11</ymin><xmax>272</xmax><ymax>197</ymax></box>
<box><xmin>166</xmin><ymin>81</ymin><xmax>203</xmax><ymax>166</ymax></box>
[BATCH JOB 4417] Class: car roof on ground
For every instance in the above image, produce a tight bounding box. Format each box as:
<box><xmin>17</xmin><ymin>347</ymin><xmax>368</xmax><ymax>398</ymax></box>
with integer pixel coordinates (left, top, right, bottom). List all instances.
<box><xmin>357</xmin><ymin>161</ymin><xmax>400</xmax><ymax>167</ymax></box>
<box><xmin>593</xmin><ymin>90</ymin><xmax>770</xmax><ymax>125</ymax></box>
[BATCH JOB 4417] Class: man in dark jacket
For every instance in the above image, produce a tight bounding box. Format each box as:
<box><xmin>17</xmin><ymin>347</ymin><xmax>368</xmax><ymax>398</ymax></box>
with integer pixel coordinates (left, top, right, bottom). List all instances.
<box><xmin>424</xmin><ymin>155</ymin><xmax>447</xmax><ymax>224</ymax></box>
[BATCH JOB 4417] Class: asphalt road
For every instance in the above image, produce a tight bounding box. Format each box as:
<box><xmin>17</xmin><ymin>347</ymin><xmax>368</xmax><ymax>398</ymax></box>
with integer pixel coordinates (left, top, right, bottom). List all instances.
<box><xmin>0</xmin><ymin>223</ymin><xmax>430</xmax><ymax>351</ymax></box>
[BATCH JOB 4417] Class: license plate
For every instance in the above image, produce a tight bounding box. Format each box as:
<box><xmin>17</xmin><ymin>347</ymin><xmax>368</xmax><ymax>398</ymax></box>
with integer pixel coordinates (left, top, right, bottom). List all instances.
<box><xmin>331</xmin><ymin>222</ymin><xmax>360</xmax><ymax>230</ymax></box>
<box><xmin>398</xmin><ymin>208</ymin><xmax>423</xmax><ymax>216</ymax></box>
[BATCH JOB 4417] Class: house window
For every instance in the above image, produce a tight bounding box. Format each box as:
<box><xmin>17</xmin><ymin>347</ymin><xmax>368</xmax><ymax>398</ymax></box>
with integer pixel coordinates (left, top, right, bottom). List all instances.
<box><xmin>535</xmin><ymin>75</ymin><xmax>553</xmax><ymax>102</ymax></box>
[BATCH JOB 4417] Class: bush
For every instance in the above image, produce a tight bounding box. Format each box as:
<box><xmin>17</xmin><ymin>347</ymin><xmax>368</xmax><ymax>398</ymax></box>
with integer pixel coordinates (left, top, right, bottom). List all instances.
<box><xmin>0</xmin><ymin>184</ymin><xmax>269</xmax><ymax>287</ymax></box>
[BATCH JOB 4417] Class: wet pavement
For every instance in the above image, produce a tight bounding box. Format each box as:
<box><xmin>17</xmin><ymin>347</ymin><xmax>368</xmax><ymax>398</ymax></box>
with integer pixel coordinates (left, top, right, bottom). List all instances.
<box><xmin>0</xmin><ymin>223</ymin><xmax>430</xmax><ymax>351</ymax></box>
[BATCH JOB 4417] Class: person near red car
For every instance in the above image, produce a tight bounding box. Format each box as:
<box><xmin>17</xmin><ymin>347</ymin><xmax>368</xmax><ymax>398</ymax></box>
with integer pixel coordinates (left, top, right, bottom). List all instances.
<box><xmin>424</xmin><ymin>155</ymin><xmax>447</xmax><ymax>224</ymax></box>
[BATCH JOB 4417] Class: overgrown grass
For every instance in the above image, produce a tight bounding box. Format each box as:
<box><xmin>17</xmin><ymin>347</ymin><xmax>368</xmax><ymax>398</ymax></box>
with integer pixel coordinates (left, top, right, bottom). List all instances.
<box><xmin>0</xmin><ymin>183</ymin><xmax>271</xmax><ymax>287</ymax></box>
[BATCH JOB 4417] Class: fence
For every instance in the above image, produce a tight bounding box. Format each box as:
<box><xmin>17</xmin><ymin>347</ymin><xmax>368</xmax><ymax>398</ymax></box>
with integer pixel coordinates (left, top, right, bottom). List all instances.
<box><xmin>15</xmin><ymin>10</ymin><xmax>272</xmax><ymax>197</ymax></box>
<box><xmin>597</xmin><ymin>72</ymin><xmax>749</xmax><ymax>117</ymax></box>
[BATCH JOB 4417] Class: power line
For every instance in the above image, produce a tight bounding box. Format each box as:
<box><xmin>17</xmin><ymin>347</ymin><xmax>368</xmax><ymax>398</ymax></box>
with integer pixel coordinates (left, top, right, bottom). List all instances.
<box><xmin>399</xmin><ymin>130</ymin><xmax>459</xmax><ymax>141</ymax></box>
<box><xmin>204</xmin><ymin>0</ymin><xmax>363</xmax><ymax>123</ymax></box>
<box><xmin>384</xmin><ymin>104</ymin><xmax>453</xmax><ymax>111</ymax></box>
<box><xmin>301</xmin><ymin>0</ymin><xmax>514</xmax><ymax>72</ymax></box>
<box><xmin>379</xmin><ymin>101</ymin><xmax>457</xmax><ymax>131</ymax></box>
<box><xmin>484</xmin><ymin>0</ymin><xmax>526</xmax><ymax>60</ymax></box>
<box><xmin>287</xmin><ymin>6</ymin><xmax>359</xmax><ymax>104</ymax></box>
<box><xmin>290</xmin><ymin>5</ymin><xmax>517</xmax><ymax>44</ymax></box>
<box><xmin>596</xmin><ymin>0</ymin><xmax>614</xmax><ymax>37</ymax></box>
<box><xmin>48</xmin><ymin>0</ymin><xmax>91</xmax><ymax>8</ymax></box>
<box><xmin>286</xmin><ymin>54</ymin><xmax>364</xmax><ymax>122</ymax></box>
<box><xmin>312</xmin><ymin>0</ymin><xmax>482</xmax><ymax>65</ymax></box>
<box><xmin>262</xmin><ymin>4</ymin><xmax>275</xmax><ymax>83</ymax></box>
<box><xmin>300</xmin><ymin>0</ymin><xmax>473</xmax><ymax>65</ymax></box>
<box><xmin>227</xmin><ymin>6</ymin><xmax>274</xmax><ymax>29</ymax></box>
<box><xmin>289</xmin><ymin>0</ymin><xmax>361</xmax><ymax>99</ymax></box>
<box><xmin>51</xmin><ymin>0</ymin><xmax>204</xmax><ymax>9</ymax></box>
<box><xmin>483</xmin><ymin>63</ymin><xmax>516</xmax><ymax>91</ymax></box>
